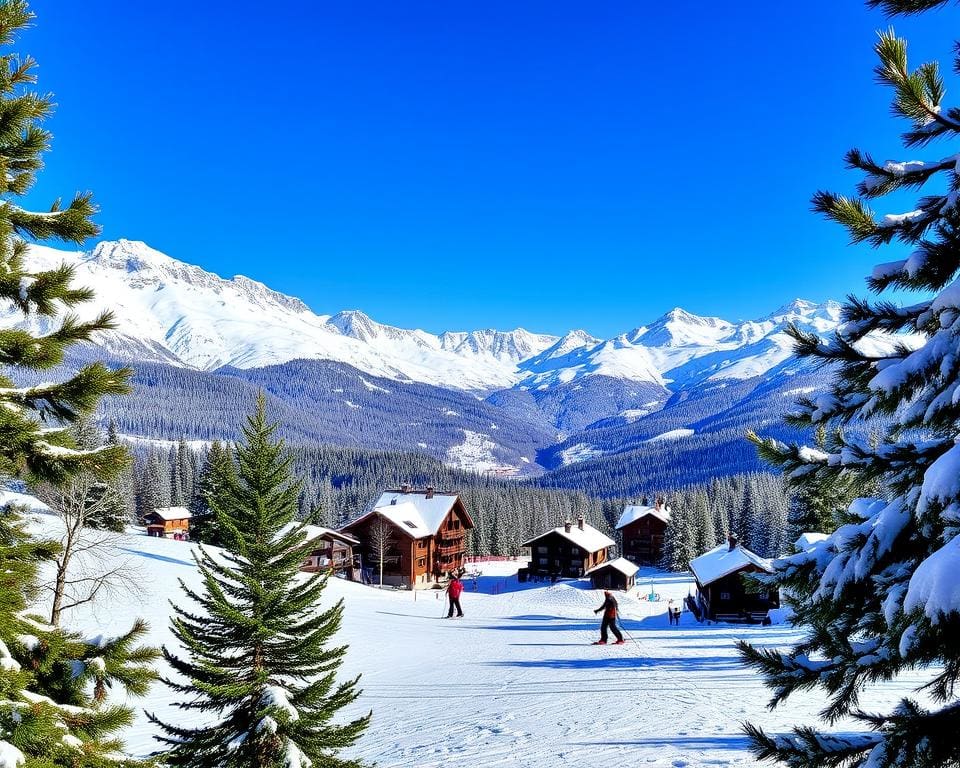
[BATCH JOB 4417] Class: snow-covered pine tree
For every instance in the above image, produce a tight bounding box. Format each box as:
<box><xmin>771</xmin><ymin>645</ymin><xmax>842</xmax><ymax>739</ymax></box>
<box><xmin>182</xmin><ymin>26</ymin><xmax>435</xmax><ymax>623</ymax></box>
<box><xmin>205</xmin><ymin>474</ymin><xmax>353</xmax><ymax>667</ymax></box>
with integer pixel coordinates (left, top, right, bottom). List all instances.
<box><xmin>0</xmin><ymin>2</ymin><xmax>160</xmax><ymax>763</ymax></box>
<box><xmin>0</xmin><ymin>503</ymin><xmax>159</xmax><ymax>767</ymax></box>
<box><xmin>741</xmin><ymin>4</ymin><xmax>960</xmax><ymax>765</ymax></box>
<box><xmin>150</xmin><ymin>394</ymin><xmax>370</xmax><ymax>767</ymax></box>
<box><xmin>0</xmin><ymin>1</ymin><xmax>129</xmax><ymax>483</ymax></box>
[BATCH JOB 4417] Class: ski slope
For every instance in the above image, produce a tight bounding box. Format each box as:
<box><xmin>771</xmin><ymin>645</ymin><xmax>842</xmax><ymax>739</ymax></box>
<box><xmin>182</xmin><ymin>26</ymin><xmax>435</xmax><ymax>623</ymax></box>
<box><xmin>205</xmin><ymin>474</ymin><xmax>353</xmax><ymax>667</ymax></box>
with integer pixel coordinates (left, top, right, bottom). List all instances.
<box><xmin>26</xmin><ymin>512</ymin><xmax>931</xmax><ymax>768</ymax></box>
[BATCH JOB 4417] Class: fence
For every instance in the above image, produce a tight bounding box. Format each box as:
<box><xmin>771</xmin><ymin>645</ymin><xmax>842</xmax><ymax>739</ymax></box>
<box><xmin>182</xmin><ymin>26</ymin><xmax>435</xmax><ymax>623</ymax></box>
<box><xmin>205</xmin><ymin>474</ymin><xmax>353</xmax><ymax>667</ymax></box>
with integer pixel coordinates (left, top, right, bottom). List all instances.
<box><xmin>464</xmin><ymin>555</ymin><xmax>521</xmax><ymax>564</ymax></box>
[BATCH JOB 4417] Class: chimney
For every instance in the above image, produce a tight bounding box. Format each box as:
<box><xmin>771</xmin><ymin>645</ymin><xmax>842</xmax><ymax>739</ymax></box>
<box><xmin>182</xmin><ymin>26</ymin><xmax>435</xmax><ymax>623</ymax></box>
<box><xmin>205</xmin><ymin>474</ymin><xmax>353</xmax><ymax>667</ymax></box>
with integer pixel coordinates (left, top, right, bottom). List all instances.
<box><xmin>577</xmin><ymin>515</ymin><xmax>584</xmax><ymax>531</ymax></box>
<box><xmin>564</xmin><ymin>519</ymin><xmax>572</xmax><ymax>534</ymax></box>
<box><xmin>425</xmin><ymin>485</ymin><xmax>435</xmax><ymax>499</ymax></box>
<box><xmin>400</xmin><ymin>483</ymin><xmax>411</xmax><ymax>494</ymax></box>
<box><xmin>654</xmin><ymin>498</ymin><xmax>662</xmax><ymax>512</ymax></box>
<box><xmin>728</xmin><ymin>533</ymin><xmax>739</xmax><ymax>551</ymax></box>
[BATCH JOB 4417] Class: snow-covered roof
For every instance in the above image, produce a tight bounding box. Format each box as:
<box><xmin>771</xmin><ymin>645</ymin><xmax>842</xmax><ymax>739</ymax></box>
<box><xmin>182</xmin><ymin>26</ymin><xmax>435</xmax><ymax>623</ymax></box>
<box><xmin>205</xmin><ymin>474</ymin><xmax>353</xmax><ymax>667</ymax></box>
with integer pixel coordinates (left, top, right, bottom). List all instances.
<box><xmin>585</xmin><ymin>557</ymin><xmax>639</xmax><ymax>578</ymax></box>
<box><xmin>689</xmin><ymin>542</ymin><xmax>773</xmax><ymax>587</ymax></box>
<box><xmin>373</xmin><ymin>490</ymin><xmax>467</xmax><ymax>533</ymax></box>
<box><xmin>148</xmin><ymin>506</ymin><xmax>192</xmax><ymax>521</ymax></box>
<box><xmin>616</xmin><ymin>504</ymin><xmax>671</xmax><ymax>529</ymax></box>
<box><xmin>279</xmin><ymin>522</ymin><xmax>359</xmax><ymax>546</ymax></box>
<box><xmin>340</xmin><ymin>489</ymin><xmax>472</xmax><ymax>539</ymax></box>
<box><xmin>522</xmin><ymin>521</ymin><xmax>615</xmax><ymax>553</ymax></box>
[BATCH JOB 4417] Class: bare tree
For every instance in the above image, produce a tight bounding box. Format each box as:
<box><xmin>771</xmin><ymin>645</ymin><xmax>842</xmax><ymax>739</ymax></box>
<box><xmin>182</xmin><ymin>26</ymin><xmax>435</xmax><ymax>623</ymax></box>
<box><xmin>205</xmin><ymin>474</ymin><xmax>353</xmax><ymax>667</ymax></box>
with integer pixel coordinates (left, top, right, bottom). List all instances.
<box><xmin>34</xmin><ymin>473</ymin><xmax>141</xmax><ymax>625</ymax></box>
<box><xmin>366</xmin><ymin>514</ymin><xmax>396</xmax><ymax>588</ymax></box>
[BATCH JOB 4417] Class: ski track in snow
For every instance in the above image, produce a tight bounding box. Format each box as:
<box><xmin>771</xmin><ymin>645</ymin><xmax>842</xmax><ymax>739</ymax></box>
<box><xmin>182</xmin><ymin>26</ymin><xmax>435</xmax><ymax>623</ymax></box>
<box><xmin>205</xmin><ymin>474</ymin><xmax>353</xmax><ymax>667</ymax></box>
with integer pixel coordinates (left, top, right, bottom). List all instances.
<box><xmin>32</xmin><ymin>517</ymin><xmax>929</xmax><ymax>768</ymax></box>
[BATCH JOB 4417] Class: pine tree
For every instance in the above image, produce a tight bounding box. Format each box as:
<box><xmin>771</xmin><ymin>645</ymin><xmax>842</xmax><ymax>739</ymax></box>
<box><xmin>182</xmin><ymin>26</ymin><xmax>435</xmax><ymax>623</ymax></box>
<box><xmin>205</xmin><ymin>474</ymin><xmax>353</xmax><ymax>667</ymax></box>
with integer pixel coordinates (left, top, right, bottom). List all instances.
<box><xmin>188</xmin><ymin>440</ymin><xmax>236</xmax><ymax>546</ymax></box>
<box><xmin>0</xmin><ymin>4</ymin><xmax>130</xmax><ymax>485</ymax></box>
<box><xmin>150</xmin><ymin>395</ymin><xmax>370</xmax><ymax>767</ymax></box>
<box><xmin>1</xmin><ymin>504</ymin><xmax>160</xmax><ymax>767</ymax></box>
<box><xmin>0</xmin><ymin>3</ymin><xmax>158</xmax><ymax>763</ymax></box>
<box><xmin>741</xmin><ymin>4</ymin><xmax>960</xmax><ymax>765</ymax></box>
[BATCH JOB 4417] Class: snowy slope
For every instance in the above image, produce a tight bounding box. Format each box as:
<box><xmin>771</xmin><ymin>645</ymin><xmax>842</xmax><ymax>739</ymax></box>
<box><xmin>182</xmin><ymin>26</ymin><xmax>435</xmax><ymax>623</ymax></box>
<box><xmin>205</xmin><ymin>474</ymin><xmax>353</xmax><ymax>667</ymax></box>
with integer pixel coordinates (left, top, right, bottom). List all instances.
<box><xmin>8</xmin><ymin>239</ymin><xmax>852</xmax><ymax>396</ymax></box>
<box><xmin>26</xmin><ymin>511</ymin><xmax>935</xmax><ymax>768</ymax></box>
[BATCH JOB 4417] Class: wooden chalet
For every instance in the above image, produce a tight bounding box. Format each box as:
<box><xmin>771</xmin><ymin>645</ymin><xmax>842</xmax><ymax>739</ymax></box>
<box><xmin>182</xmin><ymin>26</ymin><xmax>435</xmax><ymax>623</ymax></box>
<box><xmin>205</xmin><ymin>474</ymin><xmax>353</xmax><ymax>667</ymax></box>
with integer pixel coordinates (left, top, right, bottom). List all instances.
<box><xmin>689</xmin><ymin>534</ymin><xmax>779</xmax><ymax>622</ymax></box>
<box><xmin>340</xmin><ymin>486</ymin><xmax>474</xmax><ymax>589</ymax></box>
<box><xmin>616</xmin><ymin>501</ymin><xmax>670</xmax><ymax>566</ymax></box>
<box><xmin>519</xmin><ymin>516</ymin><xmax>614</xmax><ymax>581</ymax></box>
<box><xmin>586</xmin><ymin>557</ymin><xmax>639</xmax><ymax>591</ymax></box>
<box><xmin>144</xmin><ymin>507</ymin><xmax>192</xmax><ymax>539</ymax></box>
<box><xmin>283</xmin><ymin>523</ymin><xmax>360</xmax><ymax>579</ymax></box>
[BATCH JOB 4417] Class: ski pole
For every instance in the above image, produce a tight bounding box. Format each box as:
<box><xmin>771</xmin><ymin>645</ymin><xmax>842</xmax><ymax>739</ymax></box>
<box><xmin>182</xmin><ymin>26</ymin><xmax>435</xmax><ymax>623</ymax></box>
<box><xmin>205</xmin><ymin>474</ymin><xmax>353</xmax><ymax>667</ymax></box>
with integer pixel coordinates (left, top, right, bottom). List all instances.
<box><xmin>618</xmin><ymin>617</ymin><xmax>640</xmax><ymax>649</ymax></box>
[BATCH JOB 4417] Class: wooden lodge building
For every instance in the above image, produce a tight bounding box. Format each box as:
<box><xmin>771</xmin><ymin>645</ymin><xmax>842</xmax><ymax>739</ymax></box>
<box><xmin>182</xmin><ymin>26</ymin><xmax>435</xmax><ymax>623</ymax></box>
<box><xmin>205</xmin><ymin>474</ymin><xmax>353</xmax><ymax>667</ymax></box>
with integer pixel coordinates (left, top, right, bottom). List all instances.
<box><xmin>520</xmin><ymin>516</ymin><xmax>615</xmax><ymax>581</ymax></box>
<box><xmin>144</xmin><ymin>507</ymin><xmax>192</xmax><ymax>539</ymax></box>
<box><xmin>586</xmin><ymin>557</ymin><xmax>640</xmax><ymax>591</ymax></box>
<box><xmin>340</xmin><ymin>486</ymin><xmax>474</xmax><ymax>589</ymax></box>
<box><xmin>689</xmin><ymin>534</ymin><xmax>779</xmax><ymax>622</ymax></box>
<box><xmin>616</xmin><ymin>501</ymin><xmax>670</xmax><ymax>566</ymax></box>
<box><xmin>283</xmin><ymin>524</ymin><xmax>360</xmax><ymax>580</ymax></box>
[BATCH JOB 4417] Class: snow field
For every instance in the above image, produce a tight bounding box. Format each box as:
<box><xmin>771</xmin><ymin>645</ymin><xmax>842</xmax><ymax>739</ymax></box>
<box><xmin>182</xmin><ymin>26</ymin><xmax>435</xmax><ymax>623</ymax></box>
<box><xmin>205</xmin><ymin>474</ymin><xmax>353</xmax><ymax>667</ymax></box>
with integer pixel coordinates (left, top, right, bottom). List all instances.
<box><xmin>29</xmin><ymin>517</ymin><xmax>932</xmax><ymax>768</ymax></box>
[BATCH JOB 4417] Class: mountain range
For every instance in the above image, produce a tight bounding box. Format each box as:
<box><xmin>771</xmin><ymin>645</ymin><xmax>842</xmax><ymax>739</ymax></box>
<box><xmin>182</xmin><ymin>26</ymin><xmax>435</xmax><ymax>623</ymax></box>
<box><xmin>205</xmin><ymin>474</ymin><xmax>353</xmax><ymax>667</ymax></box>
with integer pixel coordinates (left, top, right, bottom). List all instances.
<box><xmin>7</xmin><ymin>239</ymin><xmax>854</xmax><ymax>492</ymax></box>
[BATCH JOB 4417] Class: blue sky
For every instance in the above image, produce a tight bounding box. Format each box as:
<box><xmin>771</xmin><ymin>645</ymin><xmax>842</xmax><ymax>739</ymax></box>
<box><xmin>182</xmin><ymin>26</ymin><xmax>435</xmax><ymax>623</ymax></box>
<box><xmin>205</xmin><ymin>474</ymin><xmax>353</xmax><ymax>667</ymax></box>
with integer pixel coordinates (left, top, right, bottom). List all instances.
<box><xmin>21</xmin><ymin>1</ymin><xmax>960</xmax><ymax>336</ymax></box>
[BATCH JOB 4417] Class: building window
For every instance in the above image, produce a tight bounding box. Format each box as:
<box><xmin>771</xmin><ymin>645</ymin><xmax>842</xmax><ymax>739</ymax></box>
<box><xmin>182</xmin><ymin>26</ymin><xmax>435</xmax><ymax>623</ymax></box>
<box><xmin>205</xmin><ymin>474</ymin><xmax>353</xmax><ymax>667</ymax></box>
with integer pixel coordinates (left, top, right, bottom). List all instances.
<box><xmin>720</xmin><ymin>591</ymin><xmax>731</xmax><ymax>601</ymax></box>
<box><xmin>538</xmin><ymin>557</ymin><xmax>548</xmax><ymax>566</ymax></box>
<box><xmin>536</xmin><ymin>546</ymin><xmax>548</xmax><ymax>554</ymax></box>
<box><xmin>417</xmin><ymin>558</ymin><xmax>426</xmax><ymax>568</ymax></box>
<box><xmin>417</xmin><ymin>540</ymin><xmax>425</xmax><ymax>549</ymax></box>
<box><xmin>571</xmin><ymin>546</ymin><xmax>580</xmax><ymax>555</ymax></box>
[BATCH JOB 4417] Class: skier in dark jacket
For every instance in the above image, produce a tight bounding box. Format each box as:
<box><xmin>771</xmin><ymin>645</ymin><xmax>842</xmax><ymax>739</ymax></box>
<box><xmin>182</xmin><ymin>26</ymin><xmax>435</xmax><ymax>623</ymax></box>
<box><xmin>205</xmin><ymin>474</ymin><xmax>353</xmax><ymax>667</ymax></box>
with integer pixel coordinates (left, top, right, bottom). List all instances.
<box><xmin>593</xmin><ymin>590</ymin><xmax>624</xmax><ymax>644</ymax></box>
<box><xmin>446</xmin><ymin>574</ymin><xmax>465</xmax><ymax>618</ymax></box>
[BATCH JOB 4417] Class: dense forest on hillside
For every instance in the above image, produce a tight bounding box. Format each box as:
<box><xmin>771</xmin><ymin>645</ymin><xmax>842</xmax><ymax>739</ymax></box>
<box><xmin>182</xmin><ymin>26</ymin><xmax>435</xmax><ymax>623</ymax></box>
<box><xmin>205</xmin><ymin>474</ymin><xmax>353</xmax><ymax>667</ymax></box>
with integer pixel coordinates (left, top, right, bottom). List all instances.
<box><xmin>122</xmin><ymin>431</ymin><xmax>794</xmax><ymax>563</ymax></box>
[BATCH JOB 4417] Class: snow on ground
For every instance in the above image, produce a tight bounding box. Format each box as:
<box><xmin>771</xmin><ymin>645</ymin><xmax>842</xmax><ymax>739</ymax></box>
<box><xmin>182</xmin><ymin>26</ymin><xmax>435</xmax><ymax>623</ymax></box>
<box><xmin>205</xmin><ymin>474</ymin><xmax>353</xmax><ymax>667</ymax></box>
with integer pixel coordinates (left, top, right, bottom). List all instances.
<box><xmin>444</xmin><ymin>429</ymin><xmax>506</xmax><ymax>473</ymax></box>
<box><xmin>26</xmin><ymin>514</ymin><xmax>932</xmax><ymax>768</ymax></box>
<box><xmin>118</xmin><ymin>434</ymin><xmax>212</xmax><ymax>452</ymax></box>
<box><xmin>559</xmin><ymin>442</ymin><xmax>606</xmax><ymax>465</ymax></box>
<box><xmin>646</xmin><ymin>428</ymin><xmax>695</xmax><ymax>443</ymax></box>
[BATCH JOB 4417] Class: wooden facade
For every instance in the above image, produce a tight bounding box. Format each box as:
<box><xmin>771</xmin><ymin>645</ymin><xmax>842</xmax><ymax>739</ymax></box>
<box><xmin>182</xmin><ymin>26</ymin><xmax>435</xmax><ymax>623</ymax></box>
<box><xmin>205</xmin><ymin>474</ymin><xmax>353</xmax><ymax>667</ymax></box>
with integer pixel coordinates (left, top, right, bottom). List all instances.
<box><xmin>340</xmin><ymin>488</ymin><xmax>474</xmax><ymax>589</ymax></box>
<box><xmin>521</xmin><ymin>517</ymin><xmax>614</xmax><ymax>580</ymax></box>
<box><xmin>299</xmin><ymin>528</ymin><xmax>360</xmax><ymax>579</ymax></box>
<box><xmin>586</xmin><ymin>557</ymin><xmax>639</xmax><ymax>591</ymax></box>
<box><xmin>690</xmin><ymin>536</ymin><xmax>779</xmax><ymax>622</ymax></box>
<box><xmin>144</xmin><ymin>507</ymin><xmax>192</xmax><ymax>539</ymax></box>
<box><xmin>695</xmin><ymin>568</ymin><xmax>780</xmax><ymax>622</ymax></box>
<box><xmin>617</xmin><ymin>503</ymin><xmax>670</xmax><ymax>566</ymax></box>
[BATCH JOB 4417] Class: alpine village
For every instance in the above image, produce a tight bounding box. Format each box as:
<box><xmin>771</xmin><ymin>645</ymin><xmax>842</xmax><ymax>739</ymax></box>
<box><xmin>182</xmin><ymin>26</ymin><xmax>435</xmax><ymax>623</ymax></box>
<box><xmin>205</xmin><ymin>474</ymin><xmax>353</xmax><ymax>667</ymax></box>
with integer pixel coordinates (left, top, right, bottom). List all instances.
<box><xmin>1</xmin><ymin>2</ymin><xmax>959</xmax><ymax>768</ymax></box>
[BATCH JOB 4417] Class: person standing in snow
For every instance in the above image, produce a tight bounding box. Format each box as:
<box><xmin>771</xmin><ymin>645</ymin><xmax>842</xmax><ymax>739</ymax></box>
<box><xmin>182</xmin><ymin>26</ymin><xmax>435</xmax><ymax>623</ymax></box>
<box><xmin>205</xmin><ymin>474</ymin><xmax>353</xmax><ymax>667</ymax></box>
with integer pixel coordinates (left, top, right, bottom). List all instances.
<box><xmin>446</xmin><ymin>573</ymin><xmax>464</xmax><ymax>618</ymax></box>
<box><xmin>593</xmin><ymin>590</ymin><xmax>624</xmax><ymax>644</ymax></box>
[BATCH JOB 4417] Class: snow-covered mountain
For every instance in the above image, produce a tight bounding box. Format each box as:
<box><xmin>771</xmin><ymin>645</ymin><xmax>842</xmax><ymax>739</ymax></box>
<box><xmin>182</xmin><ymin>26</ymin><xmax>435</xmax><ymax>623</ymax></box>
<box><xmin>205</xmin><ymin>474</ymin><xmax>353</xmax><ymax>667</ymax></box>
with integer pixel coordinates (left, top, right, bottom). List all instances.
<box><xmin>7</xmin><ymin>238</ymin><xmax>852</xmax><ymax>406</ymax></box>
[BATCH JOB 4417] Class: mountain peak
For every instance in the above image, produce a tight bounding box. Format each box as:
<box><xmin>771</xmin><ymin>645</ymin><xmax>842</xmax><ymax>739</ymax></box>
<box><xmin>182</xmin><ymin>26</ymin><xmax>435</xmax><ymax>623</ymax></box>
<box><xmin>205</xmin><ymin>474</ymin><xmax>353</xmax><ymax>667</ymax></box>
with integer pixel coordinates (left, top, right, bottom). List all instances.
<box><xmin>84</xmin><ymin>239</ymin><xmax>174</xmax><ymax>271</ymax></box>
<box><xmin>328</xmin><ymin>309</ymin><xmax>380</xmax><ymax>341</ymax></box>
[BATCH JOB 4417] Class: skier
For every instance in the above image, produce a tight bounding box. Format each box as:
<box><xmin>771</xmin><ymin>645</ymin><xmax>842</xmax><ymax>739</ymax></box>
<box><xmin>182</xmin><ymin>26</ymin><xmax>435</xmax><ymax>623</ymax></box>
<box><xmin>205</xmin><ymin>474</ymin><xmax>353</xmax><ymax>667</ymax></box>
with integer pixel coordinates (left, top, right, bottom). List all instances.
<box><xmin>593</xmin><ymin>590</ymin><xmax>624</xmax><ymax>644</ymax></box>
<box><xmin>446</xmin><ymin>573</ymin><xmax>464</xmax><ymax>618</ymax></box>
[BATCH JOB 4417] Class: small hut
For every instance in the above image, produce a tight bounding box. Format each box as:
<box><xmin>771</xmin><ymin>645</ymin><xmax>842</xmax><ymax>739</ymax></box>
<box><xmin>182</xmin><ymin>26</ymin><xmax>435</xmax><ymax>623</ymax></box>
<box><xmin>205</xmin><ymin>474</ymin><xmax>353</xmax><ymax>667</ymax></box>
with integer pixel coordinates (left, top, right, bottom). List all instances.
<box><xmin>281</xmin><ymin>523</ymin><xmax>360</xmax><ymax>579</ymax></box>
<box><xmin>689</xmin><ymin>534</ymin><xmax>779</xmax><ymax>622</ymax></box>
<box><xmin>586</xmin><ymin>557</ymin><xmax>639</xmax><ymax>591</ymax></box>
<box><xmin>144</xmin><ymin>507</ymin><xmax>192</xmax><ymax>539</ymax></box>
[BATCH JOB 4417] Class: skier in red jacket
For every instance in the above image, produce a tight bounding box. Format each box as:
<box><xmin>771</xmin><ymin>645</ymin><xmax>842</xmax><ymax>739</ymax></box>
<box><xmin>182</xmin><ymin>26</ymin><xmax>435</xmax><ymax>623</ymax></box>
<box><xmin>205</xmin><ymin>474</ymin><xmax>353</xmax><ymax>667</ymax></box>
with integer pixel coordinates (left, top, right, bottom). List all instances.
<box><xmin>446</xmin><ymin>574</ymin><xmax>465</xmax><ymax>618</ymax></box>
<box><xmin>593</xmin><ymin>591</ymin><xmax>624</xmax><ymax>644</ymax></box>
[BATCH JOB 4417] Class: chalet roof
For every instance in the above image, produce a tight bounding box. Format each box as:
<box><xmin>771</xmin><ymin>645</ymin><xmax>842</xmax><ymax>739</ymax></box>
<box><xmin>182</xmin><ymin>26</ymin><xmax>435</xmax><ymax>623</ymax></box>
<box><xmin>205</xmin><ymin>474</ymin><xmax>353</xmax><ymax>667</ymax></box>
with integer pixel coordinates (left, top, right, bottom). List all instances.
<box><xmin>148</xmin><ymin>506</ymin><xmax>192</xmax><ymax>521</ymax></box>
<box><xmin>378</xmin><ymin>490</ymin><xmax>467</xmax><ymax>530</ymax></box>
<box><xmin>689</xmin><ymin>542</ymin><xmax>773</xmax><ymax>587</ymax></box>
<box><xmin>521</xmin><ymin>521</ymin><xmax>615</xmax><ymax>553</ymax></box>
<box><xmin>279</xmin><ymin>522</ymin><xmax>360</xmax><ymax>547</ymax></box>
<box><xmin>616</xmin><ymin>504</ymin><xmax>671</xmax><ymax>529</ymax></box>
<box><xmin>585</xmin><ymin>557</ymin><xmax>639</xmax><ymax>578</ymax></box>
